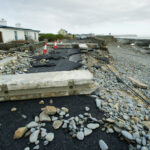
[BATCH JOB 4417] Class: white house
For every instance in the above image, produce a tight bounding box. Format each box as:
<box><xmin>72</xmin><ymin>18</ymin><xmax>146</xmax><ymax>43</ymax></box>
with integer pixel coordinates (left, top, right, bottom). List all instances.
<box><xmin>0</xmin><ymin>19</ymin><xmax>40</xmax><ymax>43</ymax></box>
<box><xmin>58</xmin><ymin>29</ymin><xmax>68</xmax><ymax>36</ymax></box>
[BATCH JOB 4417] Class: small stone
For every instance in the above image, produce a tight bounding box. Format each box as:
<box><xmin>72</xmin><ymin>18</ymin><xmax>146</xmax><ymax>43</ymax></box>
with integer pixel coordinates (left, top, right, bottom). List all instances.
<box><xmin>29</xmin><ymin>130</ymin><xmax>40</xmax><ymax>143</ymax></box>
<box><xmin>85</xmin><ymin>106</ymin><xmax>90</xmax><ymax>111</ymax></box>
<box><xmin>49</xmin><ymin>99</ymin><xmax>53</xmax><ymax>104</ymax></box>
<box><xmin>24</xmin><ymin>131</ymin><xmax>31</xmax><ymax>137</ymax></box>
<box><xmin>44</xmin><ymin>140</ymin><xmax>49</xmax><ymax>146</ymax></box>
<box><xmin>35</xmin><ymin>116</ymin><xmax>40</xmax><ymax>123</ymax></box>
<box><xmin>87</xmin><ymin>123</ymin><xmax>99</xmax><ymax>129</ymax></box>
<box><xmin>24</xmin><ymin>147</ymin><xmax>30</xmax><ymax>150</ymax></box>
<box><xmin>123</xmin><ymin>114</ymin><xmax>129</xmax><ymax>120</ymax></box>
<box><xmin>113</xmin><ymin>126</ymin><xmax>121</xmax><ymax>133</ymax></box>
<box><xmin>145</xmin><ymin>115</ymin><xmax>149</xmax><ymax>121</ymax></box>
<box><xmin>76</xmin><ymin>131</ymin><xmax>84</xmax><ymax>140</ymax></box>
<box><xmin>84</xmin><ymin>128</ymin><xmax>92</xmax><ymax>136</ymax></box>
<box><xmin>132</xmin><ymin>117</ymin><xmax>139</xmax><ymax>123</ymax></box>
<box><xmin>30</xmin><ymin>128</ymin><xmax>36</xmax><ymax>133</ymax></box>
<box><xmin>142</xmin><ymin>121</ymin><xmax>150</xmax><ymax>130</ymax></box>
<box><xmin>39</xmin><ymin>111</ymin><xmax>51</xmax><ymax>122</ymax></box>
<box><xmin>39</xmin><ymin>100</ymin><xmax>44</xmax><ymax>104</ymax></box>
<box><xmin>106</xmin><ymin>118</ymin><xmax>115</xmax><ymax>123</ymax></box>
<box><xmin>14</xmin><ymin>127</ymin><xmax>28</xmax><ymax>139</ymax></box>
<box><xmin>136</xmin><ymin>145</ymin><xmax>141</xmax><ymax>150</ymax></box>
<box><xmin>61</xmin><ymin>107</ymin><xmax>69</xmax><ymax>113</ymax></box>
<box><xmin>142</xmin><ymin>137</ymin><xmax>146</xmax><ymax>145</ymax></box>
<box><xmin>53</xmin><ymin>120</ymin><xmax>63</xmax><ymax>129</ymax></box>
<box><xmin>35</xmin><ymin>140</ymin><xmax>39</xmax><ymax>145</ymax></box>
<box><xmin>106</xmin><ymin>128</ymin><xmax>114</xmax><ymax>134</ymax></box>
<box><xmin>46</xmin><ymin>133</ymin><xmax>54</xmax><ymax>142</ymax></box>
<box><xmin>95</xmin><ymin>98</ymin><xmax>101</xmax><ymax>109</ymax></box>
<box><xmin>59</xmin><ymin>111</ymin><xmax>66</xmax><ymax>116</ymax></box>
<box><xmin>11</xmin><ymin>107</ymin><xmax>17</xmax><ymax>112</ymax></box>
<box><xmin>52</xmin><ymin>116</ymin><xmax>58</xmax><ymax>121</ymax></box>
<box><xmin>27</xmin><ymin>121</ymin><xmax>38</xmax><ymax>128</ymax></box>
<box><xmin>115</xmin><ymin>121</ymin><xmax>124</xmax><ymax>128</ymax></box>
<box><xmin>41</xmin><ymin>130</ymin><xmax>47</xmax><ymax>138</ymax></box>
<box><xmin>141</xmin><ymin>146</ymin><xmax>148</xmax><ymax>150</ymax></box>
<box><xmin>41</xmin><ymin>106</ymin><xmax>57</xmax><ymax>115</ymax></box>
<box><xmin>62</xmin><ymin>123</ymin><xmax>67</xmax><ymax>128</ymax></box>
<box><xmin>22</xmin><ymin>114</ymin><xmax>27</xmax><ymax>119</ymax></box>
<box><xmin>136</xmin><ymin>138</ymin><xmax>142</xmax><ymax>144</ymax></box>
<box><xmin>33</xmin><ymin>145</ymin><xmax>39</xmax><ymax>150</ymax></box>
<box><xmin>65</xmin><ymin>114</ymin><xmax>69</xmax><ymax>117</ymax></box>
<box><xmin>99</xmin><ymin>139</ymin><xmax>108</xmax><ymax>150</ymax></box>
<box><xmin>121</xmin><ymin>130</ymin><xmax>133</xmax><ymax>140</ymax></box>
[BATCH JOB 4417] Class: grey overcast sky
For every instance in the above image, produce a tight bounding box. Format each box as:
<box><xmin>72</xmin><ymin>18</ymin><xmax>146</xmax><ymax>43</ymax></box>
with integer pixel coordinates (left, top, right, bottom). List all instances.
<box><xmin>0</xmin><ymin>0</ymin><xmax>150</xmax><ymax>36</ymax></box>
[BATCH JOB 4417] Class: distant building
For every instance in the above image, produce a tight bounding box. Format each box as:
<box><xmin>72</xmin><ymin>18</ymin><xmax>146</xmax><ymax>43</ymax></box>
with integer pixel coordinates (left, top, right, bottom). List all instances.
<box><xmin>58</xmin><ymin>29</ymin><xmax>68</xmax><ymax>36</ymax></box>
<box><xmin>0</xmin><ymin>19</ymin><xmax>40</xmax><ymax>43</ymax></box>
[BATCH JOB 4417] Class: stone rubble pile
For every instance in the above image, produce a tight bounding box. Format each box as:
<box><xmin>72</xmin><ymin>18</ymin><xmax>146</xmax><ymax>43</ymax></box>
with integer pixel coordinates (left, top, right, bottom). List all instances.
<box><xmin>14</xmin><ymin>105</ymin><xmax>103</xmax><ymax>150</ymax></box>
<box><xmin>0</xmin><ymin>51</ymin><xmax>31</xmax><ymax>75</ymax></box>
<box><xmin>81</xmin><ymin>51</ymin><xmax>150</xmax><ymax>150</ymax></box>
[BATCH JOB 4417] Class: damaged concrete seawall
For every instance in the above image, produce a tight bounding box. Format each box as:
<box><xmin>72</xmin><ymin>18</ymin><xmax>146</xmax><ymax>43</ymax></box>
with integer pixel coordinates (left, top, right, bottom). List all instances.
<box><xmin>0</xmin><ymin>42</ymin><xmax>44</xmax><ymax>51</ymax></box>
<box><xmin>0</xmin><ymin>70</ymin><xmax>99</xmax><ymax>101</ymax></box>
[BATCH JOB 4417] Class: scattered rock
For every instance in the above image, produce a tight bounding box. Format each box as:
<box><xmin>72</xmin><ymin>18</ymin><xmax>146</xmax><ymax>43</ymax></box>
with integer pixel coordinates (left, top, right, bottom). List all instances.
<box><xmin>22</xmin><ymin>114</ymin><xmax>27</xmax><ymax>119</ymax></box>
<box><xmin>45</xmin><ymin>133</ymin><xmax>54</xmax><ymax>142</ymax></box>
<box><xmin>39</xmin><ymin>111</ymin><xmax>51</xmax><ymax>122</ymax></box>
<box><xmin>49</xmin><ymin>99</ymin><xmax>53</xmax><ymax>104</ymax></box>
<box><xmin>24</xmin><ymin>147</ymin><xmax>30</xmax><ymax>150</ymax></box>
<box><xmin>99</xmin><ymin>139</ymin><xmax>108</xmax><ymax>150</ymax></box>
<box><xmin>106</xmin><ymin>118</ymin><xmax>115</xmax><ymax>123</ymax></box>
<box><xmin>33</xmin><ymin>145</ymin><xmax>40</xmax><ymax>150</ymax></box>
<box><xmin>87</xmin><ymin>123</ymin><xmax>99</xmax><ymax>129</ymax></box>
<box><xmin>77</xmin><ymin>131</ymin><xmax>84</xmax><ymax>140</ymax></box>
<box><xmin>84</xmin><ymin>128</ymin><xmax>92</xmax><ymax>136</ymax></box>
<box><xmin>61</xmin><ymin>107</ymin><xmax>69</xmax><ymax>113</ymax></box>
<box><xmin>53</xmin><ymin>120</ymin><xmax>63</xmax><ymax>129</ymax></box>
<box><xmin>121</xmin><ymin>130</ymin><xmax>133</xmax><ymax>140</ymax></box>
<box><xmin>85</xmin><ymin>106</ymin><xmax>90</xmax><ymax>111</ymax></box>
<box><xmin>39</xmin><ymin>100</ymin><xmax>44</xmax><ymax>104</ymax></box>
<box><xmin>51</xmin><ymin>116</ymin><xmax>58</xmax><ymax>121</ymax></box>
<box><xmin>142</xmin><ymin>121</ymin><xmax>150</xmax><ymax>130</ymax></box>
<box><xmin>59</xmin><ymin>111</ymin><xmax>66</xmax><ymax>116</ymax></box>
<box><xmin>35</xmin><ymin>116</ymin><xmax>40</xmax><ymax>123</ymax></box>
<box><xmin>41</xmin><ymin>106</ymin><xmax>57</xmax><ymax>115</ymax></box>
<box><xmin>62</xmin><ymin>122</ymin><xmax>68</xmax><ymax>128</ymax></box>
<box><xmin>132</xmin><ymin>117</ymin><xmax>139</xmax><ymax>123</ymax></box>
<box><xmin>29</xmin><ymin>130</ymin><xmax>40</xmax><ymax>143</ymax></box>
<box><xmin>11</xmin><ymin>107</ymin><xmax>17</xmax><ymax>112</ymax></box>
<box><xmin>141</xmin><ymin>146</ymin><xmax>148</xmax><ymax>150</ymax></box>
<box><xmin>95</xmin><ymin>98</ymin><xmax>101</xmax><ymax>109</ymax></box>
<box><xmin>27</xmin><ymin>121</ymin><xmax>38</xmax><ymax>128</ymax></box>
<box><xmin>43</xmin><ymin>140</ymin><xmax>49</xmax><ymax>146</ymax></box>
<box><xmin>14</xmin><ymin>127</ymin><xmax>28</xmax><ymax>139</ymax></box>
<box><xmin>106</xmin><ymin>128</ymin><xmax>114</xmax><ymax>134</ymax></box>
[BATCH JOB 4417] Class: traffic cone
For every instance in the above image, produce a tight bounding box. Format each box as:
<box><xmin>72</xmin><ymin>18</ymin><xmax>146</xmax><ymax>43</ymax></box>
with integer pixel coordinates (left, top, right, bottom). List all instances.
<box><xmin>53</xmin><ymin>40</ymin><xmax>57</xmax><ymax>50</ymax></box>
<box><xmin>43</xmin><ymin>42</ymin><xmax>47</xmax><ymax>54</ymax></box>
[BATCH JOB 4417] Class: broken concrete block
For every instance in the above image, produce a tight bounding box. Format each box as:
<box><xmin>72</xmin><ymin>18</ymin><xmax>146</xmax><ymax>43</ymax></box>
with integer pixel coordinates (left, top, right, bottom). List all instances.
<box><xmin>79</xmin><ymin>44</ymin><xmax>88</xmax><ymax>50</ymax></box>
<box><xmin>0</xmin><ymin>70</ymin><xmax>99</xmax><ymax>101</ymax></box>
<box><xmin>128</xmin><ymin>77</ymin><xmax>147</xmax><ymax>89</ymax></box>
<box><xmin>87</xmin><ymin>43</ymin><xmax>99</xmax><ymax>49</ymax></box>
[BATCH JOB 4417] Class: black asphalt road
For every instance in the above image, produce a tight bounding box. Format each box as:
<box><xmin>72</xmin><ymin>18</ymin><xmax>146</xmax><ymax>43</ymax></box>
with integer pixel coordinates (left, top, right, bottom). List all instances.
<box><xmin>0</xmin><ymin>96</ymin><xmax>128</xmax><ymax>150</ymax></box>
